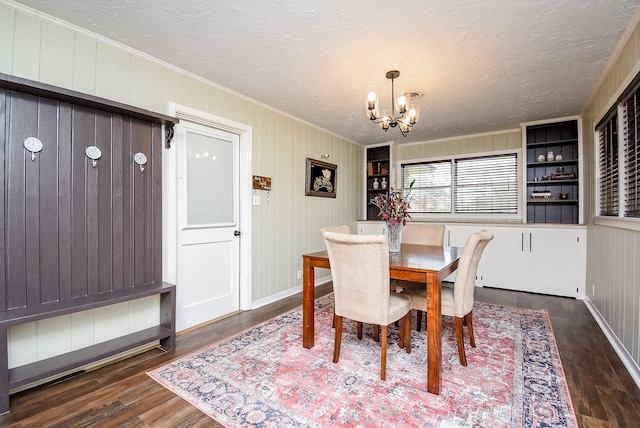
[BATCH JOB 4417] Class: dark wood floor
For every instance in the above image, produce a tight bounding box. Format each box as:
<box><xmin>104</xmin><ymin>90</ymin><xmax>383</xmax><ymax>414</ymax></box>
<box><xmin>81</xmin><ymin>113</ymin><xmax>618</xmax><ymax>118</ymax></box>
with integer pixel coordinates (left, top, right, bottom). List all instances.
<box><xmin>0</xmin><ymin>284</ymin><xmax>638</xmax><ymax>427</ymax></box>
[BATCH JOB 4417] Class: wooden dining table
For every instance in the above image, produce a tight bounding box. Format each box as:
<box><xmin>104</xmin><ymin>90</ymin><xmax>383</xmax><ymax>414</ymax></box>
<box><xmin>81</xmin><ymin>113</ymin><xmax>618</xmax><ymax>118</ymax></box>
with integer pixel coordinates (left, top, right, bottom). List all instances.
<box><xmin>302</xmin><ymin>243</ymin><xmax>462</xmax><ymax>394</ymax></box>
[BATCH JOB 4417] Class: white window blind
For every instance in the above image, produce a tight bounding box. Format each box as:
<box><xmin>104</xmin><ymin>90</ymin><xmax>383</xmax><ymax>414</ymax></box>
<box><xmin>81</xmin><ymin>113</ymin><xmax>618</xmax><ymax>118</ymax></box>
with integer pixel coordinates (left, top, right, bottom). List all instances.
<box><xmin>454</xmin><ymin>154</ymin><xmax>518</xmax><ymax>213</ymax></box>
<box><xmin>401</xmin><ymin>161</ymin><xmax>452</xmax><ymax>213</ymax></box>
<box><xmin>597</xmin><ymin>113</ymin><xmax>618</xmax><ymax>216</ymax></box>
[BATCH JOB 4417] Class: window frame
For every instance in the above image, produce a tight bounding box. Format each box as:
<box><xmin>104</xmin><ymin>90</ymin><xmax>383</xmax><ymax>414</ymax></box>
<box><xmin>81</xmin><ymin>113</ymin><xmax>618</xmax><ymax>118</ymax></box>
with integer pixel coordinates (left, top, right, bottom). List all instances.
<box><xmin>397</xmin><ymin>149</ymin><xmax>522</xmax><ymax>222</ymax></box>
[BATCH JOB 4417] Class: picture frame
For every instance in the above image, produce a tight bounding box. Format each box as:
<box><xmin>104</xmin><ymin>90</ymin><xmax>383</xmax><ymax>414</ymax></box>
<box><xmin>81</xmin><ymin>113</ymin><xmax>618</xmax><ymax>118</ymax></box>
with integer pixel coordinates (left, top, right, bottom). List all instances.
<box><xmin>305</xmin><ymin>158</ymin><xmax>337</xmax><ymax>198</ymax></box>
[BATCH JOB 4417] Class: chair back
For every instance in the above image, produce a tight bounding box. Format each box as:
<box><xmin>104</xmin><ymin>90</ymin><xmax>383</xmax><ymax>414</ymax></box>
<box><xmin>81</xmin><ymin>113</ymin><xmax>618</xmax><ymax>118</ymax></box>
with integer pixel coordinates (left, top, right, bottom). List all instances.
<box><xmin>452</xmin><ymin>230</ymin><xmax>494</xmax><ymax>317</ymax></box>
<box><xmin>401</xmin><ymin>223</ymin><xmax>445</xmax><ymax>246</ymax></box>
<box><xmin>321</xmin><ymin>231</ymin><xmax>392</xmax><ymax>325</ymax></box>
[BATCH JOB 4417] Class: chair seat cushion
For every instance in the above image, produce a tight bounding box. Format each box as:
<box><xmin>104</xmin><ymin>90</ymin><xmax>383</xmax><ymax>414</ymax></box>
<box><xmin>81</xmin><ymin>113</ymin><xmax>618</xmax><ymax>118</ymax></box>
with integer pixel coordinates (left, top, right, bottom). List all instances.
<box><xmin>387</xmin><ymin>293</ymin><xmax>412</xmax><ymax>324</ymax></box>
<box><xmin>402</xmin><ymin>284</ymin><xmax>455</xmax><ymax>317</ymax></box>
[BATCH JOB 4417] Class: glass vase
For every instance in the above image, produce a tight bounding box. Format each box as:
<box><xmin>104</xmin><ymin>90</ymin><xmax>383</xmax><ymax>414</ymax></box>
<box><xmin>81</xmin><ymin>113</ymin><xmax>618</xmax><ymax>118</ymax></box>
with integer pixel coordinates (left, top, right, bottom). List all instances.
<box><xmin>386</xmin><ymin>222</ymin><xmax>403</xmax><ymax>253</ymax></box>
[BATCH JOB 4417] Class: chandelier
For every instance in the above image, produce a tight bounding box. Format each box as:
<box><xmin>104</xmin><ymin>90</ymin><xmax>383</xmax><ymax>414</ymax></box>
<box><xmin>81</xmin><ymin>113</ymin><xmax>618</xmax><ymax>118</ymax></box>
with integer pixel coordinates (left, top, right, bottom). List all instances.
<box><xmin>365</xmin><ymin>70</ymin><xmax>420</xmax><ymax>137</ymax></box>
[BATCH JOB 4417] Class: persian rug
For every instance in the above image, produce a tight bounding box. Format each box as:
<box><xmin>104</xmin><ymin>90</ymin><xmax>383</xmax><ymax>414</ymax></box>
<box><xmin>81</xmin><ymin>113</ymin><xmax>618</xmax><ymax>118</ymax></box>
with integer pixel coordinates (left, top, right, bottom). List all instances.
<box><xmin>148</xmin><ymin>294</ymin><xmax>577</xmax><ymax>427</ymax></box>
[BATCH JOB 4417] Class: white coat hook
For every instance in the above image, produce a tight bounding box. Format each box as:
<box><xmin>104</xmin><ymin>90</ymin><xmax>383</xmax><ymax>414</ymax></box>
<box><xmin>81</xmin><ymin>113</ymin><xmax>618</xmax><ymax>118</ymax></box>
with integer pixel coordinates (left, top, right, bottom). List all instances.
<box><xmin>85</xmin><ymin>146</ymin><xmax>102</xmax><ymax>168</ymax></box>
<box><xmin>23</xmin><ymin>137</ymin><xmax>43</xmax><ymax>161</ymax></box>
<box><xmin>134</xmin><ymin>152</ymin><xmax>147</xmax><ymax>172</ymax></box>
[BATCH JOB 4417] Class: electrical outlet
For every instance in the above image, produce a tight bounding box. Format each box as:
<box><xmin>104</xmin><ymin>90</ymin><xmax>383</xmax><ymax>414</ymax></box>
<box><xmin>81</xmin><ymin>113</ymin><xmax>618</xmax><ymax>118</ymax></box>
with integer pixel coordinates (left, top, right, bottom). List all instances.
<box><xmin>297</xmin><ymin>270</ymin><xmax>302</xmax><ymax>280</ymax></box>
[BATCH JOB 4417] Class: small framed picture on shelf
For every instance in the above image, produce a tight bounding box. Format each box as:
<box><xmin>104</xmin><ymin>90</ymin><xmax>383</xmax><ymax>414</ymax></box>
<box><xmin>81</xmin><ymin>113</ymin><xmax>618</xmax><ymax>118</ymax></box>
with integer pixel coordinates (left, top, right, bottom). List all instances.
<box><xmin>305</xmin><ymin>158</ymin><xmax>337</xmax><ymax>198</ymax></box>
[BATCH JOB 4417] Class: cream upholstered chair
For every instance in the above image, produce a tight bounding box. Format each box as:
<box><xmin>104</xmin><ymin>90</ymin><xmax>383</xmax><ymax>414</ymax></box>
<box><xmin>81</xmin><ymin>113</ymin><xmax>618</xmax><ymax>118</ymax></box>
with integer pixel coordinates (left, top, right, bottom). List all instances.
<box><xmin>395</xmin><ymin>223</ymin><xmax>445</xmax><ymax>331</ymax></box>
<box><xmin>321</xmin><ymin>230</ymin><xmax>412</xmax><ymax>380</ymax></box>
<box><xmin>401</xmin><ymin>230</ymin><xmax>493</xmax><ymax>366</ymax></box>
<box><xmin>401</xmin><ymin>223</ymin><xmax>445</xmax><ymax>246</ymax></box>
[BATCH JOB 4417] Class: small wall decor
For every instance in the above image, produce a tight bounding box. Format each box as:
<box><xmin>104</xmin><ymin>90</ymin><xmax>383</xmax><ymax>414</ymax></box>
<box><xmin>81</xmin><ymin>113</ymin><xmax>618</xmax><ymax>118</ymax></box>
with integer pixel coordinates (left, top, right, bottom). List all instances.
<box><xmin>85</xmin><ymin>146</ymin><xmax>102</xmax><ymax>167</ymax></box>
<box><xmin>23</xmin><ymin>137</ymin><xmax>43</xmax><ymax>161</ymax></box>
<box><xmin>134</xmin><ymin>152</ymin><xmax>147</xmax><ymax>172</ymax></box>
<box><xmin>252</xmin><ymin>175</ymin><xmax>272</xmax><ymax>191</ymax></box>
<box><xmin>305</xmin><ymin>157</ymin><xmax>337</xmax><ymax>198</ymax></box>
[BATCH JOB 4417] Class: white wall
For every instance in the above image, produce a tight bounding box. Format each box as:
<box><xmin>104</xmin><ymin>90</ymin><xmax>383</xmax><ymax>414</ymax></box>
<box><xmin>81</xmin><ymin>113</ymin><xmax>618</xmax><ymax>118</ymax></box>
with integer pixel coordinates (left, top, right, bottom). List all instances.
<box><xmin>0</xmin><ymin>1</ymin><xmax>362</xmax><ymax>367</ymax></box>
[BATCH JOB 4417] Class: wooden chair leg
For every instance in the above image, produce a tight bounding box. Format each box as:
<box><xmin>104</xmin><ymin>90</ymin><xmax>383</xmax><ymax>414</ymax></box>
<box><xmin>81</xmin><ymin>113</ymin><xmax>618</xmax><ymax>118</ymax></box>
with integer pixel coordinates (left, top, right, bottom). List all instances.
<box><xmin>454</xmin><ymin>317</ymin><xmax>467</xmax><ymax>366</ymax></box>
<box><xmin>374</xmin><ymin>325</ymin><xmax>380</xmax><ymax>342</ymax></box>
<box><xmin>404</xmin><ymin>313</ymin><xmax>411</xmax><ymax>353</ymax></box>
<box><xmin>398</xmin><ymin>318</ymin><xmax>405</xmax><ymax>348</ymax></box>
<box><xmin>380</xmin><ymin>325</ymin><xmax>388</xmax><ymax>380</ymax></box>
<box><xmin>357</xmin><ymin>321</ymin><xmax>363</xmax><ymax>340</ymax></box>
<box><xmin>333</xmin><ymin>316</ymin><xmax>343</xmax><ymax>363</ymax></box>
<box><xmin>416</xmin><ymin>310</ymin><xmax>423</xmax><ymax>331</ymax></box>
<box><xmin>465</xmin><ymin>312</ymin><xmax>476</xmax><ymax>348</ymax></box>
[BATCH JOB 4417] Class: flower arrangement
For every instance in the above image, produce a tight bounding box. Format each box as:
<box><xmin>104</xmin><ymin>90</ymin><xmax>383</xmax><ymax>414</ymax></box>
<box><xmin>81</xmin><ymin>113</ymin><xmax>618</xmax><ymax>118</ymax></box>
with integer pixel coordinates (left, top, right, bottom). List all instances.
<box><xmin>370</xmin><ymin>181</ymin><xmax>415</xmax><ymax>226</ymax></box>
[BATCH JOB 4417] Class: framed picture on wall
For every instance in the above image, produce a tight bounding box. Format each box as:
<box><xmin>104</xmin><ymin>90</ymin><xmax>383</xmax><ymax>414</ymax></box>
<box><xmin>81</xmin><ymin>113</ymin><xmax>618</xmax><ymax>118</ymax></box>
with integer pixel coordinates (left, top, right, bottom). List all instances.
<box><xmin>305</xmin><ymin>158</ymin><xmax>337</xmax><ymax>198</ymax></box>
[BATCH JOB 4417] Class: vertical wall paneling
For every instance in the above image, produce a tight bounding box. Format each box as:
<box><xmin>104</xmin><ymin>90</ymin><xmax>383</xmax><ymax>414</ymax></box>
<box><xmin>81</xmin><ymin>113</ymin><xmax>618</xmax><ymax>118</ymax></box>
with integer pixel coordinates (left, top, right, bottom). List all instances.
<box><xmin>1</xmin><ymin>2</ymin><xmax>362</xmax><ymax>312</ymax></box>
<box><xmin>0</xmin><ymin>90</ymin><xmax>5</xmax><ymax>312</ymax></box>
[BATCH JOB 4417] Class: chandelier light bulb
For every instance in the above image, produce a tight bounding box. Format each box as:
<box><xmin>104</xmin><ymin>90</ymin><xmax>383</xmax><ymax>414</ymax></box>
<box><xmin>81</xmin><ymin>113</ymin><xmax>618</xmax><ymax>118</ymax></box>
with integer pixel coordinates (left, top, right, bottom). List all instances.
<box><xmin>365</xmin><ymin>91</ymin><xmax>378</xmax><ymax>111</ymax></box>
<box><xmin>397</xmin><ymin>93</ymin><xmax>408</xmax><ymax>114</ymax></box>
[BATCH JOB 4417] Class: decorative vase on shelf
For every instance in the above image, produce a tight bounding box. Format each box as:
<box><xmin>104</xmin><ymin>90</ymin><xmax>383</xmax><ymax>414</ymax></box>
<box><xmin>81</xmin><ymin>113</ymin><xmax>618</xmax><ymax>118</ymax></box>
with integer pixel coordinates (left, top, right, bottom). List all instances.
<box><xmin>386</xmin><ymin>222</ymin><xmax>402</xmax><ymax>253</ymax></box>
<box><xmin>373</xmin><ymin>177</ymin><xmax>379</xmax><ymax>189</ymax></box>
<box><xmin>381</xmin><ymin>177</ymin><xmax>387</xmax><ymax>189</ymax></box>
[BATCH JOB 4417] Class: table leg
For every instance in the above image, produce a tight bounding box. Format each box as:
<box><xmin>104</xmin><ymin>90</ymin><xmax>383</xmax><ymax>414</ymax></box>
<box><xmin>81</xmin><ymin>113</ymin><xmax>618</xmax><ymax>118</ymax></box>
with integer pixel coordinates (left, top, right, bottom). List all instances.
<box><xmin>302</xmin><ymin>256</ymin><xmax>315</xmax><ymax>348</ymax></box>
<box><xmin>426</xmin><ymin>271</ymin><xmax>442</xmax><ymax>394</ymax></box>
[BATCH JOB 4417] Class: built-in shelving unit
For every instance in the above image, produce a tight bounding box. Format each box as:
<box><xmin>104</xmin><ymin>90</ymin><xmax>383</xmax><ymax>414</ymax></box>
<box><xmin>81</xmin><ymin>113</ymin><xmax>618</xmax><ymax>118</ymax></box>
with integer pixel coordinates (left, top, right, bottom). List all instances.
<box><xmin>365</xmin><ymin>144</ymin><xmax>391</xmax><ymax>220</ymax></box>
<box><xmin>523</xmin><ymin>119</ymin><xmax>580</xmax><ymax>224</ymax></box>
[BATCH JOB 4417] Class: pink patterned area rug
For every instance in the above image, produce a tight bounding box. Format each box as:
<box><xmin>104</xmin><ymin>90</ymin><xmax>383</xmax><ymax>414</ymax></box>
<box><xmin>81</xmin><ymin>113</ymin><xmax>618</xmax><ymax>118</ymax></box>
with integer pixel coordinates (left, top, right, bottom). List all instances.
<box><xmin>148</xmin><ymin>294</ymin><xmax>577</xmax><ymax>427</ymax></box>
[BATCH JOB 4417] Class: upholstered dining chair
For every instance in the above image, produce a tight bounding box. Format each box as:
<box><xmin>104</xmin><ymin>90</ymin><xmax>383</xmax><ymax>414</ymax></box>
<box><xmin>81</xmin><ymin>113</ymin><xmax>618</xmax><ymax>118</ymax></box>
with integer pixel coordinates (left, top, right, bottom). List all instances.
<box><xmin>401</xmin><ymin>230</ymin><xmax>493</xmax><ymax>366</ymax></box>
<box><xmin>395</xmin><ymin>223</ymin><xmax>445</xmax><ymax>331</ymax></box>
<box><xmin>321</xmin><ymin>230</ymin><xmax>412</xmax><ymax>380</ymax></box>
<box><xmin>401</xmin><ymin>223</ymin><xmax>445</xmax><ymax>246</ymax></box>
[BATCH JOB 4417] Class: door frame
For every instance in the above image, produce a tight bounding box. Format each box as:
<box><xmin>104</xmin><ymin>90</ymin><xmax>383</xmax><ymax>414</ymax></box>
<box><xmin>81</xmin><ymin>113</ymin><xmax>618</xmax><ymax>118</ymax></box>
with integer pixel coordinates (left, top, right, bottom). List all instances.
<box><xmin>164</xmin><ymin>103</ymin><xmax>252</xmax><ymax>311</ymax></box>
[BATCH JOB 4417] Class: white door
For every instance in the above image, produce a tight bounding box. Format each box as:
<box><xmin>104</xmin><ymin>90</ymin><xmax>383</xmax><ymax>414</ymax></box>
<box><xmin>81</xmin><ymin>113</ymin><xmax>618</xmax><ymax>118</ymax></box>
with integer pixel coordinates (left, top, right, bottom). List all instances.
<box><xmin>176</xmin><ymin>121</ymin><xmax>240</xmax><ymax>331</ymax></box>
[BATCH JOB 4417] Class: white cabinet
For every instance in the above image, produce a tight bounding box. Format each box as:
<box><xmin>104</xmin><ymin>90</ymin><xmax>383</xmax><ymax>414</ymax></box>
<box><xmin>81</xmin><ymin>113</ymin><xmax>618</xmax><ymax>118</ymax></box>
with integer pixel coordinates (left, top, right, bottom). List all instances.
<box><xmin>357</xmin><ymin>220</ymin><xmax>387</xmax><ymax>235</ymax></box>
<box><xmin>447</xmin><ymin>224</ymin><xmax>585</xmax><ymax>298</ymax></box>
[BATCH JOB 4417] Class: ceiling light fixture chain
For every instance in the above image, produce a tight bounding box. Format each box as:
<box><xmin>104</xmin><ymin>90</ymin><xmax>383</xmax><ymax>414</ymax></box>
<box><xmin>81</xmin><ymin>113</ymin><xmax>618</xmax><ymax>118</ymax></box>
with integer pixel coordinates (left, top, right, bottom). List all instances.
<box><xmin>365</xmin><ymin>70</ymin><xmax>420</xmax><ymax>137</ymax></box>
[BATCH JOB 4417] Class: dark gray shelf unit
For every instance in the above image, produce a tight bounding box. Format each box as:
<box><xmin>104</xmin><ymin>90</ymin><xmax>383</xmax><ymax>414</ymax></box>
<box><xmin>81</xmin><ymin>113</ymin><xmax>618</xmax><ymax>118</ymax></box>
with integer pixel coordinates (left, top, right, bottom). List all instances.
<box><xmin>0</xmin><ymin>74</ymin><xmax>177</xmax><ymax>414</ymax></box>
<box><xmin>525</xmin><ymin>120</ymin><xmax>579</xmax><ymax>224</ymax></box>
<box><xmin>366</xmin><ymin>145</ymin><xmax>390</xmax><ymax>220</ymax></box>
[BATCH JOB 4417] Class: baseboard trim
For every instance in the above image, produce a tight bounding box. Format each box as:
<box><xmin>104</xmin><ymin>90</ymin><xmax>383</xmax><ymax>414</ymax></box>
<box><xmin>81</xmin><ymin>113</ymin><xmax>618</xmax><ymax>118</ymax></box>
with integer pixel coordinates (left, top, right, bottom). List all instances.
<box><xmin>584</xmin><ymin>295</ymin><xmax>640</xmax><ymax>389</ymax></box>
<box><xmin>250</xmin><ymin>276</ymin><xmax>332</xmax><ymax>310</ymax></box>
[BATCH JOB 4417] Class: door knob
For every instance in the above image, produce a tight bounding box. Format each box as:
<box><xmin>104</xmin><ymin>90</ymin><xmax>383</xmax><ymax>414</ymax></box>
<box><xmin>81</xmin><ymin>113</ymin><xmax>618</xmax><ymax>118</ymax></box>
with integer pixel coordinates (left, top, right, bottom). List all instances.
<box><xmin>234</xmin><ymin>230</ymin><xmax>241</xmax><ymax>237</ymax></box>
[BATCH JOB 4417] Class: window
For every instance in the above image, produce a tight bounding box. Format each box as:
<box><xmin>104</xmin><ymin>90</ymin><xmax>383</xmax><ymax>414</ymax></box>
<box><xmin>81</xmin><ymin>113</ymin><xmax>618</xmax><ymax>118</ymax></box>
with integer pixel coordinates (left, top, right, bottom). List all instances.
<box><xmin>455</xmin><ymin>155</ymin><xmax>518</xmax><ymax>214</ymax></box>
<box><xmin>401</xmin><ymin>161</ymin><xmax>451</xmax><ymax>213</ymax></box>
<box><xmin>401</xmin><ymin>153</ymin><xmax>518</xmax><ymax>215</ymax></box>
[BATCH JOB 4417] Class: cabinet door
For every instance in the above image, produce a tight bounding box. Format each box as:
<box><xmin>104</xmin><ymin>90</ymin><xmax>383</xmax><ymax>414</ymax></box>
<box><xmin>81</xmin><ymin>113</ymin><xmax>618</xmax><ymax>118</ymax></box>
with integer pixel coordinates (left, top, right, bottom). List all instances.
<box><xmin>476</xmin><ymin>227</ymin><xmax>527</xmax><ymax>290</ymax></box>
<box><xmin>445</xmin><ymin>225</ymin><xmax>487</xmax><ymax>284</ymax></box>
<box><xmin>357</xmin><ymin>221</ymin><xmax>386</xmax><ymax>235</ymax></box>
<box><xmin>525</xmin><ymin>228</ymin><xmax>582</xmax><ymax>297</ymax></box>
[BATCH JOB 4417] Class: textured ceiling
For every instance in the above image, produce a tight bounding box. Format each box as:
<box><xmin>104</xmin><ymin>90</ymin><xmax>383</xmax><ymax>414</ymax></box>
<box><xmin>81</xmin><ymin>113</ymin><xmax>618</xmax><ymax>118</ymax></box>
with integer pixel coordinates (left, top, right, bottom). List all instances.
<box><xmin>11</xmin><ymin>0</ymin><xmax>640</xmax><ymax>145</ymax></box>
